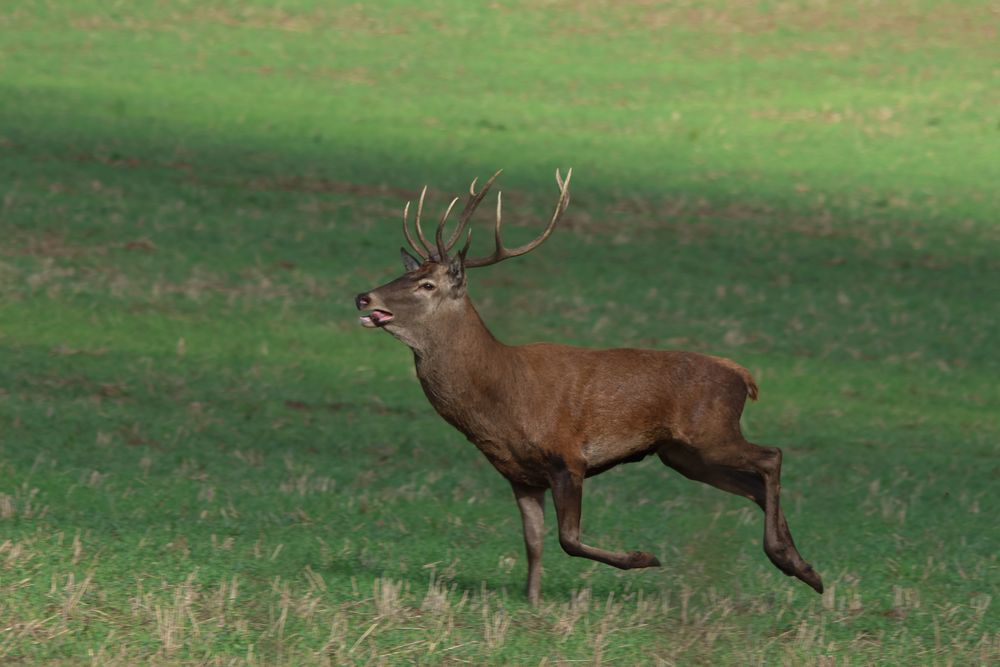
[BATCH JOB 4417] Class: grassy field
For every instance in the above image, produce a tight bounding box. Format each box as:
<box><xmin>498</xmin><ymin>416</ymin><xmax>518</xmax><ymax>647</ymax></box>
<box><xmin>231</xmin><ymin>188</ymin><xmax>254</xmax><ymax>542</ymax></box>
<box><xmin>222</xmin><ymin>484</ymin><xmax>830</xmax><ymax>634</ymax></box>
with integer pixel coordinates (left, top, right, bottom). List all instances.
<box><xmin>1</xmin><ymin>0</ymin><xmax>998</xmax><ymax>663</ymax></box>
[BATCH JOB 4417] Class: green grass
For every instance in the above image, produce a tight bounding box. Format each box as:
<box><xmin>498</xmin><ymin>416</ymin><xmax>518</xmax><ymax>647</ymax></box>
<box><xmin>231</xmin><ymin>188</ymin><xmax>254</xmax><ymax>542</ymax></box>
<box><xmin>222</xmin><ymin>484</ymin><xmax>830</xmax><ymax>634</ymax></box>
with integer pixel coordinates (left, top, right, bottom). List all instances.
<box><xmin>1</xmin><ymin>0</ymin><xmax>998</xmax><ymax>663</ymax></box>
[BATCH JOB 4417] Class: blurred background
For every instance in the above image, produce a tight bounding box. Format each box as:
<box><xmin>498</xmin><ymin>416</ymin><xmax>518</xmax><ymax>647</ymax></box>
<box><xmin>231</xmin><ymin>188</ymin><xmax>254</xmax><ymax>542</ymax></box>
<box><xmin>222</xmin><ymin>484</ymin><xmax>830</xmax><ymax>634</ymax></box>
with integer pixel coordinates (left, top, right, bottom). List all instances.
<box><xmin>1</xmin><ymin>1</ymin><xmax>997</xmax><ymax>663</ymax></box>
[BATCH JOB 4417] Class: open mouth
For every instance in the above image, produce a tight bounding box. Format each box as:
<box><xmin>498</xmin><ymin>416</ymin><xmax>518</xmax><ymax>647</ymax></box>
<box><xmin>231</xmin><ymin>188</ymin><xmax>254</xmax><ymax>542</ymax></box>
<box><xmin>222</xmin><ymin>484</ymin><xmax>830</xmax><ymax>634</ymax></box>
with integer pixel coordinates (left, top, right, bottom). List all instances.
<box><xmin>359</xmin><ymin>309</ymin><xmax>394</xmax><ymax>328</ymax></box>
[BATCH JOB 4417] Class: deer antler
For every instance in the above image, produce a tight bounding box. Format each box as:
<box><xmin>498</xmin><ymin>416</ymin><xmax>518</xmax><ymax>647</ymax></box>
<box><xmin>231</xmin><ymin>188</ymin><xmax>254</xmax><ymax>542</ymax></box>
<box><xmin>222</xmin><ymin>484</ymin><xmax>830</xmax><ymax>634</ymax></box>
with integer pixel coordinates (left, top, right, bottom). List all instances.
<box><xmin>442</xmin><ymin>170</ymin><xmax>503</xmax><ymax>253</ymax></box>
<box><xmin>402</xmin><ymin>168</ymin><xmax>570</xmax><ymax>265</ymax></box>
<box><xmin>434</xmin><ymin>196</ymin><xmax>460</xmax><ymax>261</ymax></box>
<box><xmin>463</xmin><ymin>168</ymin><xmax>572</xmax><ymax>269</ymax></box>
<box><xmin>402</xmin><ymin>170</ymin><xmax>504</xmax><ymax>262</ymax></box>
<box><xmin>402</xmin><ymin>186</ymin><xmax>432</xmax><ymax>259</ymax></box>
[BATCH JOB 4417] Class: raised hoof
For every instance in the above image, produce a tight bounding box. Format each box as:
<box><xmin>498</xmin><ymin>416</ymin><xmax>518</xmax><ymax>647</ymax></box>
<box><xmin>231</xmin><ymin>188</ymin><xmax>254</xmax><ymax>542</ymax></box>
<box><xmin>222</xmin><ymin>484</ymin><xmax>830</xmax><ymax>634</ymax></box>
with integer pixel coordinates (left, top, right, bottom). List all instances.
<box><xmin>627</xmin><ymin>551</ymin><xmax>661</xmax><ymax>568</ymax></box>
<box><xmin>798</xmin><ymin>564</ymin><xmax>824</xmax><ymax>595</ymax></box>
<box><xmin>766</xmin><ymin>549</ymin><xmax>823</xmax><ymax>593</ymax></box>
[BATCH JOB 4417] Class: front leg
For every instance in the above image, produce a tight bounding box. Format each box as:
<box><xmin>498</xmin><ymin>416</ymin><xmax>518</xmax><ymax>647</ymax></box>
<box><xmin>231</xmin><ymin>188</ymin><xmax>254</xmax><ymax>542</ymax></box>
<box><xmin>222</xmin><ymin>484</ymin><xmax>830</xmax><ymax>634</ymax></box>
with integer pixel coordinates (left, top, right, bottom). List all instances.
<box><xmin>511</xmin><ymin>483</ymin><xmax>546</xmax><ymax>606</ymax></box>
<box><xmin>549</xmin><ymin>462</ymin><xmax>661</xmax><ymax>570</ymax></box>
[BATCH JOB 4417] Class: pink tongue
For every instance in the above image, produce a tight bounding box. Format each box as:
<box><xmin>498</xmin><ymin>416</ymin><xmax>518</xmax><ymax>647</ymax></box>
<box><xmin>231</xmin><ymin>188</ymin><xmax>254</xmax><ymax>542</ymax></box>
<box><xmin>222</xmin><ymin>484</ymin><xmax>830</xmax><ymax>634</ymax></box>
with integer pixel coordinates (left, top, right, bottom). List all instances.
<box><xmin>371</xmin><ymin>310</ymin><xmax>391</xmax><ymax>324</ymax></box>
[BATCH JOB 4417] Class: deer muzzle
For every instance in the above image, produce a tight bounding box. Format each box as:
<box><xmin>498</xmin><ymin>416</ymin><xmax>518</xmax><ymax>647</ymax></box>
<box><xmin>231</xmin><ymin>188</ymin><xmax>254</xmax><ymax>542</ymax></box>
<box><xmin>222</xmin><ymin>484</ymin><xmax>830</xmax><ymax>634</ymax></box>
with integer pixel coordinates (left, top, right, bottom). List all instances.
<box><xmin>355</xmin><ymin>292</ymin><xmax>394</xmax><ymax>328</ymax></box>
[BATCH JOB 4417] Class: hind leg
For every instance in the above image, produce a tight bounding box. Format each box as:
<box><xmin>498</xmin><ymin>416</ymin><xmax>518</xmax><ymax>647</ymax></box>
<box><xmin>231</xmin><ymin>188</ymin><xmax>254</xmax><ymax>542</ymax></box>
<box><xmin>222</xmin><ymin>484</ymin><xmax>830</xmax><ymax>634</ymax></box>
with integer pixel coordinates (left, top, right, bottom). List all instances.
<box><xmin>658</xmin><ymin>440</ymin><xmax>823</xmax><ymax>594</ymax></box>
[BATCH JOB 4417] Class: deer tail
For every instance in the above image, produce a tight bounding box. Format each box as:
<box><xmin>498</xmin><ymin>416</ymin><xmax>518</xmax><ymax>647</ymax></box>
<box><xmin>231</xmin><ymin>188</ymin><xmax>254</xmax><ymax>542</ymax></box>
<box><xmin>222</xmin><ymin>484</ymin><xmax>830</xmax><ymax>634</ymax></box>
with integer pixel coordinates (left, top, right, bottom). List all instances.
<box><xmin>708</xmin><ymin>355</ymin><xmax>759</xmax><ymax>401</ymax></box>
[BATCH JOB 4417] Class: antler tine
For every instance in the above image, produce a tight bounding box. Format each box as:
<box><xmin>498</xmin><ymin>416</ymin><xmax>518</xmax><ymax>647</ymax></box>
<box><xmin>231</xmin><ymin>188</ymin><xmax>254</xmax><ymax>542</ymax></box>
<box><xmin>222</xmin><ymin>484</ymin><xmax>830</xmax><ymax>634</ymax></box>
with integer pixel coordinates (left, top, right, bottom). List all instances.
<box><xmin>413</xmin><ymin>185</ymin><xmax>435</xmax><ymax>256</ymax></box>
<box><xmin>444</xmin><ymin>169</ymin><xmax>503</xmax><ymax>252</ymax></box>
<box><xmin>435</xmin><ymin>196</ymin><xmax>460</xmax><ymax>261</ymax></box>
<box><xmin>458</xmin><ymin>228</ymin><xmax>473</xmax><ymax>259</ymax></box>
<box><xmin>494</xmin><ymin>190</ymin><xmax>504</xmax><ymax>251</ymax></box>
<box><xmin>402</xmin><ymin>200</ymin><xmax>429</xmax><ymax>259</ymax></box>
<box><xmin>463</xmin><ymin>167</ymin><xmax>572</xmax><ymax>269</ymax></box>
<box><xmin>555</xmin><ymin>168</ymin><xmax>572</xmax><ymax>211</ymax></box>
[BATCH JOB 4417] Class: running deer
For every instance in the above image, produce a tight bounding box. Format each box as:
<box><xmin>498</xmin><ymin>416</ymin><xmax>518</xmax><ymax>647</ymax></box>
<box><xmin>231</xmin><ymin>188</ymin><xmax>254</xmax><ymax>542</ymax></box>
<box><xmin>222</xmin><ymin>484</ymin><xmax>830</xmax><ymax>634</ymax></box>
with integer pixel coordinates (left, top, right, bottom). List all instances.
<box><xmin>355</xmin><ymin>170</ymin><xmax>823</xmax><ymax>604</ymax></box>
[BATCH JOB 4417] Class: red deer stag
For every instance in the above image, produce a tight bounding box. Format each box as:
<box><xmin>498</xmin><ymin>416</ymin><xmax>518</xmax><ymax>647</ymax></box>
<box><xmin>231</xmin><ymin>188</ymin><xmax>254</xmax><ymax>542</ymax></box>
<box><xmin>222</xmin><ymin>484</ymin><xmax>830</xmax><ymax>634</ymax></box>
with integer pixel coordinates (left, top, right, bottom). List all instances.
<box><xmin>355</xmin><ymin>170</ymin><xmax>823</xmax><ymax>604</ymax></box>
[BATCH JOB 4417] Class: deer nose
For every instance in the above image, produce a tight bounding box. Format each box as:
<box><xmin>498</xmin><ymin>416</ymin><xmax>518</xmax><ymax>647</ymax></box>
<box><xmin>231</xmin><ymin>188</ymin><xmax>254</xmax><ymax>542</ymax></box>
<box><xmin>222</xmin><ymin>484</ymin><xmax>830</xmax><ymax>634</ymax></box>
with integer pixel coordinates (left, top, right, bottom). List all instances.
<box><xmin>355</xmin><ymin>293</ymin><xmax>371</xmax><ymax>310</ymax></box>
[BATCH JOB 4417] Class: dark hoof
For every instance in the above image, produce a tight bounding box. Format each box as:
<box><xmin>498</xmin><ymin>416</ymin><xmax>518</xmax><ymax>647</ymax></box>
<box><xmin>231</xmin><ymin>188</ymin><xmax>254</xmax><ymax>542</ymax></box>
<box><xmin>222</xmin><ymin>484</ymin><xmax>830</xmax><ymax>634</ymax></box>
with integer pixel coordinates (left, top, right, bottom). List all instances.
<box><xmin>627</xmin><ymin>551</ymin><xmax>661</xmax><ymax>568</ymax></box>
<box><xmin>767</xmin><ymin>549</ymin><xmax>824</xmax><ymax>594</ymax></box>
<box><xmin>798</xmin><ymin>564</ymin><xmax>824</xmax><ymax>594</ymax></box>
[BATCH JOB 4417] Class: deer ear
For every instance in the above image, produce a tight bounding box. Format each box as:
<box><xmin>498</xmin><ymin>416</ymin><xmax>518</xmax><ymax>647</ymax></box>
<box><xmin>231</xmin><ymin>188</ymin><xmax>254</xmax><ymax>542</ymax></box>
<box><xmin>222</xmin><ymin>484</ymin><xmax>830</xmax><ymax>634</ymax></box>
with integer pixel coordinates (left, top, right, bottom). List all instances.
<box><xmin>400</xmin><ymin>247</ymin><xmax>422</xmax><ymax>272</ymax></box>
<box><xmin>447</xmin><ymin>253</ymin><xmax>466</xmax><ymax>286</ymax></box>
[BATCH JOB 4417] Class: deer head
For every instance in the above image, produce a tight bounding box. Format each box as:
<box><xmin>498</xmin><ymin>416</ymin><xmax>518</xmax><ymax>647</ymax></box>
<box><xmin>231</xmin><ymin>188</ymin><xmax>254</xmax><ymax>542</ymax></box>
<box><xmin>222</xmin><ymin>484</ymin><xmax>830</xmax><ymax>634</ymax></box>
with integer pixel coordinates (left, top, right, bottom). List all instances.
<box><xmin>355</xmin><ymin>169</ymin><xmax>572</xmax><ymax>350</ymax></box>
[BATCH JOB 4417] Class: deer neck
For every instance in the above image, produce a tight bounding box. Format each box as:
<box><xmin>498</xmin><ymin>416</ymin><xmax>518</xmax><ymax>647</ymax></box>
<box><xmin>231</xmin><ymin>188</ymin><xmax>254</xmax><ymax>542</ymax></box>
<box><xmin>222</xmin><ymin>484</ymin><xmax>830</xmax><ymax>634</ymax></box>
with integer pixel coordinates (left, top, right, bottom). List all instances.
<box><xmin>411</xmin><ymin>296</ymin><xmax>514</xmax><ymax>417</ymax></box>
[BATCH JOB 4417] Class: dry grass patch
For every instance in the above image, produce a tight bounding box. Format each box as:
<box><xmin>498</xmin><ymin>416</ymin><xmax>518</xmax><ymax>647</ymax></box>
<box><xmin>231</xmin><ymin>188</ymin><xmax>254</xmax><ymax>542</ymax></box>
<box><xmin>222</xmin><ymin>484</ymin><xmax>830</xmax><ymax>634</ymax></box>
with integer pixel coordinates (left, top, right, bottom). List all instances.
<box><xmin>539</xmin><ymin>0</ymin><xmax>996</xmax><ymax>55</ymax></box>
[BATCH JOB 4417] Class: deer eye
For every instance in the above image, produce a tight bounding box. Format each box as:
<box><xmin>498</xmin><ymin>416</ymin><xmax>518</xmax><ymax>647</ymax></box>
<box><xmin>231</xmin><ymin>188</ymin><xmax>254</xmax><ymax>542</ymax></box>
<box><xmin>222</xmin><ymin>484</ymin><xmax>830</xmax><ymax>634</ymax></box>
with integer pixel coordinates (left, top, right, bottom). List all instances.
<box><xmin>420</xmin><ymin>282</ymin><xmax>435</xmax><ymax>291</ymax></box>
